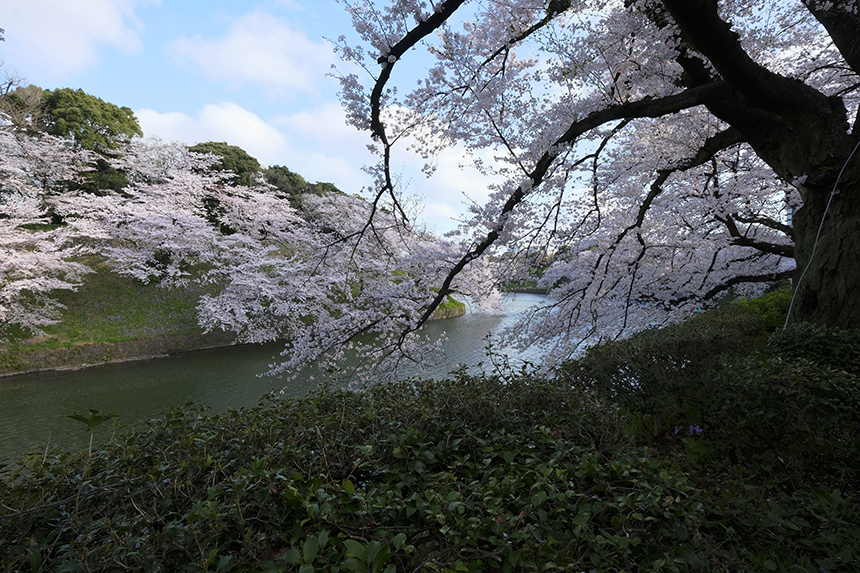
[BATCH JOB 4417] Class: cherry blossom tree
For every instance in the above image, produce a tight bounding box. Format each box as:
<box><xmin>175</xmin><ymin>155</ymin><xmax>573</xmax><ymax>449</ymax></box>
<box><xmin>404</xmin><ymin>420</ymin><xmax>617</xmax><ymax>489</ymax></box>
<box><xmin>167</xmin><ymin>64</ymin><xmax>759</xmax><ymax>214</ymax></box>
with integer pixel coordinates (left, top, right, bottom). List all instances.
<box><xmin>0</xmin><ymin>131</ymin><xmax>103</xmax><ymax>337</ymax></box>
<box><xmin>88</xmin><ymin>141</ymin><xmax>495</xmax><ymax>375</ymax></box>
<box><xmin>269</xmin><ymin>190</ymin><xmax>502</xmax><ymax>378</ymax></box>
<box><xmin>332</xmin><ymin>0</ymin><xmax>860</xmax><ymax>360</ymax></box>
<box><xmin>2</xmin><ymin>130</ymin><xmax>491</xmax><ymax>376</ymax></box>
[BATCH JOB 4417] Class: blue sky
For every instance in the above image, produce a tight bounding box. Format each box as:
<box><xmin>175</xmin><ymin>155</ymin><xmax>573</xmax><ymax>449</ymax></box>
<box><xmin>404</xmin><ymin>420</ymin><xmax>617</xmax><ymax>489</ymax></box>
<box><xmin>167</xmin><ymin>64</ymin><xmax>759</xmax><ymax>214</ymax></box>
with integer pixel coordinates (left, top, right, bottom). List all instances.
<box><xmin>0</xmin><ymin>0</ymin><xmax>493</xmax><ymax>232</ymax></box>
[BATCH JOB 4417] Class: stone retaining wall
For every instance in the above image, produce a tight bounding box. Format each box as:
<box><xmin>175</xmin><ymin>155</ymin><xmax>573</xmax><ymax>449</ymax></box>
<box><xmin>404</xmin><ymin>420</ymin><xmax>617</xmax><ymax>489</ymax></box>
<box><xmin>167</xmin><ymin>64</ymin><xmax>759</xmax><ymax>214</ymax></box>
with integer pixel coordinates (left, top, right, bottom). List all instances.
<box><xmin>1</xmin><ymin>331</ymin><xmax>235</xmax><ymax>377</ymax></box>
<box><xmin>2</xmin><ymin>306</ymin><xmax>467</xmax><ymax>377</ymax></box>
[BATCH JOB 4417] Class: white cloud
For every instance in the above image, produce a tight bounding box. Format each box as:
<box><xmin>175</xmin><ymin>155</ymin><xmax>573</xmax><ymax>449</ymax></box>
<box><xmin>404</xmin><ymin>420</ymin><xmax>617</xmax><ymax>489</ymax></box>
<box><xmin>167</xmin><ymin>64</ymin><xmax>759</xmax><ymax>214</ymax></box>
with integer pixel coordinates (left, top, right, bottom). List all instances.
<box><xmin>137</xmin><ymin>102</ymin><xmax>286</xmax><ymax>164</ymax></box>
<box><xmin>273</xmin><ymin>104</ymin><xmax>501</xmax><ymax>232</ymax></box>
<box><xmin>406</xmin><ymin>146</ymin><xmax>502</xmax><ymax>233</ymax></box>
<box><xmin>137</xmin><ymin>101</ymin><xmax>370</xmax><ymax>189</ymax></box>
<box><xmin>137</xmin><ymin>100</ymin><xmax>500</xmax><ymax>234</ymax></box>
<box><xmin>271</xmin><ymin>102</ymin><xmax>371</xmax><ymax>162</ymax></box>
<box><xmin>166</xmin><ymin>10</ymin><xmax>336</xmax><ymax>96</ymax></box>
<box><xmin>0</xmin><ymin>0</ymin><xmax>156</xmax><ymax>80</ymax></box>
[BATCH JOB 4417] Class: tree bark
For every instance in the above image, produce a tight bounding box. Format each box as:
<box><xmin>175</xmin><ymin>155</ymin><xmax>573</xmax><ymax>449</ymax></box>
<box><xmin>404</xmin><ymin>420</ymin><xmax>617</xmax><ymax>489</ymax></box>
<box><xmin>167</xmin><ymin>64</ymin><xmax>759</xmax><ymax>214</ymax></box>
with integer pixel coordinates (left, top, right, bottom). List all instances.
<box><xmin>791</xmin><ymin>163</ymin><xmax>860</xmax><ymax>330</ymax></box>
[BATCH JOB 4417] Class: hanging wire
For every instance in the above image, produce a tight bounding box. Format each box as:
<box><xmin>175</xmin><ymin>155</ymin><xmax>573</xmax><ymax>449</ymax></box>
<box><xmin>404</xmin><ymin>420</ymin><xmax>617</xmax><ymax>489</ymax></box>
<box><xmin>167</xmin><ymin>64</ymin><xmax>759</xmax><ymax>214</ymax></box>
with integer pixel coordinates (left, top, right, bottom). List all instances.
<box><xmin>784</xmin><ymin>136</ymin><xmax>860</xmax><ymax>329</ymax></box>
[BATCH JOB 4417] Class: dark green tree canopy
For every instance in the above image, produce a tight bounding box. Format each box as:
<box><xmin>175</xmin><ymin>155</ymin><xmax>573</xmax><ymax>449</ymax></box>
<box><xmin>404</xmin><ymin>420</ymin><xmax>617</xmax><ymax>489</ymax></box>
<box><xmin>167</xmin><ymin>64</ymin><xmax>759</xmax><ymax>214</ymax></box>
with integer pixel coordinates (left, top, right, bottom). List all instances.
<box><xmin>43</xmin><ymin>88</ymin><xmax>142</xmax><ymax>151</ymax></box>
<box><xmin>309</xmin><ymin>181</ymin><xmax>345</xmax><ymax>196</ymax></box>
<box><xmin>187</xmin><ymin>141</ymin><xmax>261</xmax><ymax>187</ymax></box>
<box><xmin>264</xmin><ymin>164</ymin><xmax>308</xmax><ymax>196</ymax></box>
<box><xmin>264</xmin><ymin>164</ymin><xmax>345</xmax><ymax>209</ymax></box>
<box><xmin>0</xmin><ymin>86</ymin><xmax>141</xmax><ymax>194</ymax></box>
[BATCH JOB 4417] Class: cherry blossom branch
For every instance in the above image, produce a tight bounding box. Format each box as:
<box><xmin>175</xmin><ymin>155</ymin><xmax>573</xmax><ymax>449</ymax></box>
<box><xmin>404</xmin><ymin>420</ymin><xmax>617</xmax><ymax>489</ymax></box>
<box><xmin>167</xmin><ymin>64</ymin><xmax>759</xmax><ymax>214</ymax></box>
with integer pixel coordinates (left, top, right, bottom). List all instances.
<box><xmin>367</xmin><ymin>0</ymin><xmax>469</xmax><ymax>223</ymax></box>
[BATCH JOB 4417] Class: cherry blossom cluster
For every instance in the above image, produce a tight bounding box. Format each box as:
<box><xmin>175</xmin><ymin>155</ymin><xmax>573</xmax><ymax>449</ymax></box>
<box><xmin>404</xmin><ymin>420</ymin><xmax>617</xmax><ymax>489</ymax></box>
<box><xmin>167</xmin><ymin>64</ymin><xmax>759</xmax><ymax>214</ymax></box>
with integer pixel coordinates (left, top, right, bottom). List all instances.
<box><xmin>1</xmin><ymin>129</ymin><xmax>500</xmax><ymax>378</ymax></box>
<box><xmin>333</xmin><ymin>0</ymin><xmax>858</xmax><ymax>363</ymax></box>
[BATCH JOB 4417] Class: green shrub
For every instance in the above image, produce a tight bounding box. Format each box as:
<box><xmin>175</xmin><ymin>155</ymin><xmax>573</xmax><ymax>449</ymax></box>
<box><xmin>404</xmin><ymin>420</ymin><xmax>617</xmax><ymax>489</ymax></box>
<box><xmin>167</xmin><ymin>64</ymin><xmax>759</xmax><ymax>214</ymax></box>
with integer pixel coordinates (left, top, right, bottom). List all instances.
<box><xmin>558</xmin><ymin>291</ymin><xmax>860</xmax><ymax>487</ymax></box>
<box><xmin>0</xmin><ymin>376</ymin><xmax>709</xmax><ymax>572</ymax></box>
<box><xmin>730</xmin><ymin>287</ymin><xmax>792</xmax><ymax>332</ymax></box>
<box><xmin>3</xmin><ymin>289</ymin><xmax>859</xmax><ymax>572</ymax></box>
<box><xmin>558</xmin><ymin>300</ymin><xmax>778</xmax><ymax>431</ymax></box>
<box><xmin>768</xmin><ymin>322</ymin><xmax>860</xmax><ymax>375</ymax></box>
<box><xmin>706</xmin><ymin>353</ymin><xmax>859</xmax><ymax>476</ymax></box>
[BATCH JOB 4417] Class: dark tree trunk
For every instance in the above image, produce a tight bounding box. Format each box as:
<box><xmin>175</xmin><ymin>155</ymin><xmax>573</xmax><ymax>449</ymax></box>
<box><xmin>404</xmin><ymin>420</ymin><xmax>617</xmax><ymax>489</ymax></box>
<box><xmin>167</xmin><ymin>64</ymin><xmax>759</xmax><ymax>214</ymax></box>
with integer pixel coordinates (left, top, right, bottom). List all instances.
<box><xmin>790</xmin><ymin>166</ymin><xmax>860</xmax><ymax>330</ymax></box>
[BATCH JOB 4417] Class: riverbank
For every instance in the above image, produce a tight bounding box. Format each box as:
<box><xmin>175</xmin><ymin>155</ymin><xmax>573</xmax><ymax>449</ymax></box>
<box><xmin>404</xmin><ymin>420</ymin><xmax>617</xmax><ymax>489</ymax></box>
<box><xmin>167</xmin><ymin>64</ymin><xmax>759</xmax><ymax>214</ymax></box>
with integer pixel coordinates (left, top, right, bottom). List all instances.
<box><xmin>1</xmin><ymin>304</ymin><xmax>467</xmax><ymax>377</ymax></box>
<box><xmin>0</xmin><ymin>293</ymin><xmax>540</xmax><ymax>468</ymax></box>
<box><xmin>0</xmin><ymin>331</ymin><xmax>236</xmax><ymax>378</ymax></box>
<box><xmin>0</xmin><ymin>258</ymin><xmax>212</xmax><ymax>377</ymax></box>
<box><xmin>508</xmin><ymin>286</ymin><xmax>548</xmax><ymax>295</ymax></box>
<box><xmin>0</xmin><ymin>263</ymin><xmax>467</xmax><ymax>377</ymax></box>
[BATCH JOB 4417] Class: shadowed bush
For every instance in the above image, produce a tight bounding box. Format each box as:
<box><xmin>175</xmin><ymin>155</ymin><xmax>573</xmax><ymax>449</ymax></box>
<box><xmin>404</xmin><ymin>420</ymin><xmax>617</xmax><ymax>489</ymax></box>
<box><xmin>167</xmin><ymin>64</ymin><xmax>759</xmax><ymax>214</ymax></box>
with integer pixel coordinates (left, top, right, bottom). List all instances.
<box><xmin>558</xmin><ymin>289</ymin><xmax>791</xmax><ymax>430</ymax></box>
<box><xmin>2</xmin><ymin>287</ymin><xmax>858</xmax><ymax>572</ymax></box>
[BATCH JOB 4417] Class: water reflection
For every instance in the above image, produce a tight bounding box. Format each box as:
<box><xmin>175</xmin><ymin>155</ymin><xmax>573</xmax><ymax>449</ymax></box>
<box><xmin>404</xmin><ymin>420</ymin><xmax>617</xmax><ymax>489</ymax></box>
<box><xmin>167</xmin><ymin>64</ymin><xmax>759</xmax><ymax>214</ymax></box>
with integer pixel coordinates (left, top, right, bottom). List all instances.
<box><xmin>0</xmin><ymin>293</ymin><xmax>545</xmax><ymax>465</ymax></box>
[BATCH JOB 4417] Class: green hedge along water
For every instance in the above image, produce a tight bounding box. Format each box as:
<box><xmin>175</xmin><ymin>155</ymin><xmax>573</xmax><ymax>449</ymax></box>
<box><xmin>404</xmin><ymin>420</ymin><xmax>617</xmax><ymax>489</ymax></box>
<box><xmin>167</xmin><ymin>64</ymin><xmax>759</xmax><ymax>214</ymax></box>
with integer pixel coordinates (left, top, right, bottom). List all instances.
<box><xmin>0</xmin><ymin>294</ymin><xmax>545</xmax><ymax>467</ymax></box>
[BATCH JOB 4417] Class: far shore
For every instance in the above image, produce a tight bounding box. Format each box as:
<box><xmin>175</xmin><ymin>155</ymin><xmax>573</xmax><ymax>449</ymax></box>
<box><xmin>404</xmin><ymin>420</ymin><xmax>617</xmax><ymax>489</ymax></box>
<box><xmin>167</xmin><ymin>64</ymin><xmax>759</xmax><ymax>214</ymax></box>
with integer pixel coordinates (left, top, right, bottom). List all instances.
<box><xmin>0</xmin><ymin>304</ymin><xmax>467</xmax><ymax>379</ymax></box>
<box><xmin>507</xmin><ymin>287</ymin><xmax>549</xmax><ymax>295</ymax></box>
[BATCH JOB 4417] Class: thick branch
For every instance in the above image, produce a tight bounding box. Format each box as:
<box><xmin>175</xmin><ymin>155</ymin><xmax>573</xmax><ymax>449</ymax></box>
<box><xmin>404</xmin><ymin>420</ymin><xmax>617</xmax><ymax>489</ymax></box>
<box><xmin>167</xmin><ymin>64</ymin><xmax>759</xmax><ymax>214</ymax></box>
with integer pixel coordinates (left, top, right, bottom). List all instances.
<box><xmin>370</xmin><ymin>0</ymin><xmax>468</xmax><ymax>139</ymax></box>
<box><xmin>636</xmin><ymin>126</ymin><xmax>744</xmax><ymax>229</ymax></box>
<box><xmin>803</xmin><ymin>0</ymin><xmax>860</xmax><ymax>77</ymax></box>
<box><xmin>365</xmin><ymin>0</ymin><xmax>468</xmax><ymax>226</ymax></box>
<box><xmin>716</xmin><ymin>213</ymin><xmax>794</xmax><ymax>258</ymax></box>
<box><xmin>732</xmin><ymin>213</ymin><xmax>794</xmax><ymax>239</ymax></box>
<box><xmin>701</xmin><ymin>270</ymin><xmax>795</xmax><ymax>301</ymax></box>
<box><xmin>659</xmin><ymin>0</ymin><xmax>854</xmax><ymax>184</ymax></box>
<box><xmin>599</xmin><ymin>125</ymin><xmax>744</xmax><ymax>276</ymax></box>
<box><xmin>555</xmin><ymin>82</ymin><xmax>732</xmax><ymax>147</ymax></box>
<box><xmin>479</xmin><ymin>0</ymin><xmax>573</xmax><ymax>69</ymax></box>
<box><xmin>661</xmin><ymin>0</ymin><xmax>824</xmax><ymax>110</ymax></box>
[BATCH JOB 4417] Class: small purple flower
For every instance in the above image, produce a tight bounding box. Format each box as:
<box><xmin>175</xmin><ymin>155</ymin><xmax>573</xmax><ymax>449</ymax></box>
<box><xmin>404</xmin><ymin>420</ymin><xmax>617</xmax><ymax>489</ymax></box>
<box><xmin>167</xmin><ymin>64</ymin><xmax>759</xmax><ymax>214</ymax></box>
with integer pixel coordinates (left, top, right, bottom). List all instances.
<box><xmin>689</xmin><ymin>425</ymin><xmax>703</xmax><ymax>436</ymax></box>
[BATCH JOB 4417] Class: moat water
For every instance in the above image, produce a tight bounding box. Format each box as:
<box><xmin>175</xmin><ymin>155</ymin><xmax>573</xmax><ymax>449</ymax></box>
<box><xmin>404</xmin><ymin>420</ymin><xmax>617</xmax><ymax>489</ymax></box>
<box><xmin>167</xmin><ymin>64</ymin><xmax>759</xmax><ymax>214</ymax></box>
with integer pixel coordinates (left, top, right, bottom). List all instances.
<box><xmin>0</xmin><ymin>293</ymin><xmax>546</xmax><ymax>468</ymax></box>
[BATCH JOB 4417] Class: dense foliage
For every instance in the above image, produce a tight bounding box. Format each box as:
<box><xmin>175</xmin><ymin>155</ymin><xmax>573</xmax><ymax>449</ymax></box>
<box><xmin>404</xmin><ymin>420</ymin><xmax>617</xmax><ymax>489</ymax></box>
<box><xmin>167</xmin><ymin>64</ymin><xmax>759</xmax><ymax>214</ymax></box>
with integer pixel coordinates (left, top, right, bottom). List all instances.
<box><xmin>42</xmin><ymin>88</ymin><xmax>142</xmax><ymax>152</ymax></box>
<box><xmin>2</xmin><ymin>297</ymin><xmax>857</xmax><ymax>572</ymax></box>
<box><xmin>264</xmin><ymin>165</ymin><xmax>346</xmax><ymax>209</ymax></box>
<box><xmin>187</xmin><ymin>142</ymin><xmax>262</xmax><ymax>187</ymax></box>
<box><xmin>0</xmin><ymin>86</ymin><xmax>143</xmax><ymax>151</ymax></box>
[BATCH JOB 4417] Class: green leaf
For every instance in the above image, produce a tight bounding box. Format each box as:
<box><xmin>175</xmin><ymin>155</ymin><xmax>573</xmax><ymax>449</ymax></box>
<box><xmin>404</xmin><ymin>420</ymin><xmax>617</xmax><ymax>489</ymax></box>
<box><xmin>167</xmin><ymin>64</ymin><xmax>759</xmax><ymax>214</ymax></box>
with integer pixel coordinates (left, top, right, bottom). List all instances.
<box><xmin>343</xmin><ymin>557</ymin><xmax>367</xmax><ymax>573</ymax></box>
<box><xmin>303</xmin><ymin>536</ymin><xmax>319</xmax><ymax>564</ymax></box>
<box><xmin>283</xmin><ymin>550</ymin><xmax>302</xmax><ymax>565</ymax></box>
<box><xmin>215</xmin><ymin>555</ymin><xmax>236</xmax><ymax>572</ymax></box>
<box><xmin>343</xmin><ymin>539</ymin><xmax>367</xmax><ymax>560</ymax></box>
<box><xmin>67</xmin><ymin>408</ymin><xmax>118</xmax><ymax>432</ymax></box>
<box><xmin>260</xmin><ymin>562</ymin><xmax>286</xmax><ymax>573</ymax></box>
<box><xmin>26</xmin><ymin>547</ymin><xmax>42</xmax><ymax>573</ymax></box>
<box><xmin>369</xmin><ymin>542</ymin><xmax>391</xmax><ymax>573</ymax></box>
<box><xmin>343</xmin><ymin>479</ymin><xmax>355</xmax><ymax>493</ymax></box>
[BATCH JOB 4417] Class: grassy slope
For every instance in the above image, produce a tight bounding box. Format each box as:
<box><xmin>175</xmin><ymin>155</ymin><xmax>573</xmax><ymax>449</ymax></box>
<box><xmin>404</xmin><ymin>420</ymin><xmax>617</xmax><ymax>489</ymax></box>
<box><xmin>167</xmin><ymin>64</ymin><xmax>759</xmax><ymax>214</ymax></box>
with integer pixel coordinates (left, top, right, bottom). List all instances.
<box><xmin>0</xmin><ymin>259</ymin><xmax>221</xmax><ymax>373</ymax></box>
<box><xmin>43</xmin><ymin>258</ymin><xmax>204</xmax><ymax>345</ymax></box>
<box><xmin>431</xmin><ymin>294</ymin><xmax>467</xmax><ymax>319</ymax></box>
